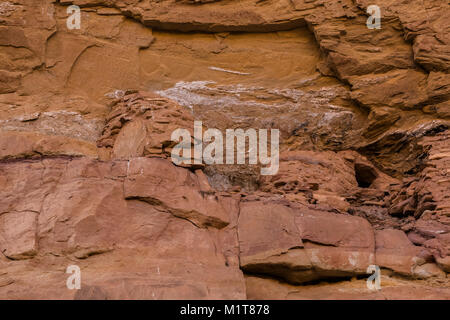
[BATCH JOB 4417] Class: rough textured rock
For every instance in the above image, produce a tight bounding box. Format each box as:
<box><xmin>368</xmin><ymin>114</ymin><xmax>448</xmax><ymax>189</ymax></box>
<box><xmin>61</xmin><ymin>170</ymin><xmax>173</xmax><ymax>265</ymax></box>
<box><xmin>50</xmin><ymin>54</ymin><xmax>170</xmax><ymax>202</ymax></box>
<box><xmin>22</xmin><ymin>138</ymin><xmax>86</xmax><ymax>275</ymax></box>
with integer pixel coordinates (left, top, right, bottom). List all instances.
<box><xmin>238</xmin><ymin>200</ymin><xmax>375</xmax><ymax>284</ymax></box>
<box><xmin>0</xmin><ymin>0</ymin><xmax>449</xmax><ymax>299</ymax></box>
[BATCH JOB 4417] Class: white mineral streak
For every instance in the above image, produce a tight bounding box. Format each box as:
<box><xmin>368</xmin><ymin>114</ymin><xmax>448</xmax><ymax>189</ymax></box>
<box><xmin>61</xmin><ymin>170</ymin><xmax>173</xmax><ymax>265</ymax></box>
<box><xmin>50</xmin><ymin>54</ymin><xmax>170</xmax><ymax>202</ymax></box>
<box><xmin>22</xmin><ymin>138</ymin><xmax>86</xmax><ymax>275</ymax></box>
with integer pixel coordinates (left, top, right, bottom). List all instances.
<box><xmin>208</xmin><ymin>66</ymin><xmax>251</xmax><ymax>75</ymax></box>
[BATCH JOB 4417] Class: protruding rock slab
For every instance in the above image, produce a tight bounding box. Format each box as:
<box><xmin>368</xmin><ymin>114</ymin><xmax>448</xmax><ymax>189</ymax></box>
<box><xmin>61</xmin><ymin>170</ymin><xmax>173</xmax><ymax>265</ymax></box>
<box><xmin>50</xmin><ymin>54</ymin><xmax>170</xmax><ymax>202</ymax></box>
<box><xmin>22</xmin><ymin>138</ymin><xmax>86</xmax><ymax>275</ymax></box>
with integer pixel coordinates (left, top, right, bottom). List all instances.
<box><xmin>375</xmin><ymin>228</ymin><xmax>435</xmax><ymax>277</ymax></box>
<box><xmin>238</xmin><ymin>200</ymin><xmax>375</xmax><ymax>284</ymax></box>
<box><xmin>0</xmin><ymin>157</ymin><xmax>245</xmax><ymax>299</ymax></box>
<box><xmin>124</xmin><ymin>157</ymin><xmax>230</xmax><ymax>228</ymax></box>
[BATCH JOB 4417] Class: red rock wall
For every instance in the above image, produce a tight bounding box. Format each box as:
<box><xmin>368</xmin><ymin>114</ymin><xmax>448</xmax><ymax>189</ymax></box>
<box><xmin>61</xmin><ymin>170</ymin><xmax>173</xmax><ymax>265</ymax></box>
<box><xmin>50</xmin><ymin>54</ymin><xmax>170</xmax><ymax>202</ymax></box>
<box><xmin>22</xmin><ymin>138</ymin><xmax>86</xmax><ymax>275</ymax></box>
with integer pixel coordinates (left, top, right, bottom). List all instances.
<box><xmin>0</xmin><ymin>0</ymin><xmax>449</xmax><ymax>299</ymax></box>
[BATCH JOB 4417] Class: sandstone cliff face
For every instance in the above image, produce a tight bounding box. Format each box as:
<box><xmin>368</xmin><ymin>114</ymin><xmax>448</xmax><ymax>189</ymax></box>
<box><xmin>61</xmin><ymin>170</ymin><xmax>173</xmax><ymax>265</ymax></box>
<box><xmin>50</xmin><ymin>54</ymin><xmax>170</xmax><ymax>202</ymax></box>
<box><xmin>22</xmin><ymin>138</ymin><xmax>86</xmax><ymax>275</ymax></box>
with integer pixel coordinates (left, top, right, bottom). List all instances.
<box><xmin>0</xmin><ymin>0</ymin><xmax>449</xmax><ymax>299</ymax></box>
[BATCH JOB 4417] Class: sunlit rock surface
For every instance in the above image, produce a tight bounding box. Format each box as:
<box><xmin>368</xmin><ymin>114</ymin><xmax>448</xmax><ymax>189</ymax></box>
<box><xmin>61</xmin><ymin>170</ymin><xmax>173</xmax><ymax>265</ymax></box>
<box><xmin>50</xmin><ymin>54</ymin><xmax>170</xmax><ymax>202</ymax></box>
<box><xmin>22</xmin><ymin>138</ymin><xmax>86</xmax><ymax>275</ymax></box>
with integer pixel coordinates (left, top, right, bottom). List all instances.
<box><xmin>0</xmin><ymin>0</ymin><xmax>449</xmax><ymax>299</ymax></box>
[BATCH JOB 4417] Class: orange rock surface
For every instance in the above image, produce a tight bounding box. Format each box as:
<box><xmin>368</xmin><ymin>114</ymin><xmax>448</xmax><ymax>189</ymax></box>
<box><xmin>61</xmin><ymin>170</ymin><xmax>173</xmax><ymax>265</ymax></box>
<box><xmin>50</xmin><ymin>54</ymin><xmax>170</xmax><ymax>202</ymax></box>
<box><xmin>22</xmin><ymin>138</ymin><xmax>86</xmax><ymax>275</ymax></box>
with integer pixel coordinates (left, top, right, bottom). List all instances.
<box><xmin>0</xmin><ymin>0</ymin><xmax>449</xmax><ymax>299</ymax></box>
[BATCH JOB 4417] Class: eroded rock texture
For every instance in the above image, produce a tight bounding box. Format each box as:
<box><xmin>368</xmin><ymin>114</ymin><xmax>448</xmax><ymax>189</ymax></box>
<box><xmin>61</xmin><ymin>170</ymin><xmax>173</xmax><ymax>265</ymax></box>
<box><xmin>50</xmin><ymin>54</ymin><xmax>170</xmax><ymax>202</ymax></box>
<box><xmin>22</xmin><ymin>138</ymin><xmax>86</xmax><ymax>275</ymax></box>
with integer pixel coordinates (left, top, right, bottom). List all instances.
<box><xmin>0</xmin><ymin>0</ymin><xmax>449</xmax><ymax>299</ymax></box>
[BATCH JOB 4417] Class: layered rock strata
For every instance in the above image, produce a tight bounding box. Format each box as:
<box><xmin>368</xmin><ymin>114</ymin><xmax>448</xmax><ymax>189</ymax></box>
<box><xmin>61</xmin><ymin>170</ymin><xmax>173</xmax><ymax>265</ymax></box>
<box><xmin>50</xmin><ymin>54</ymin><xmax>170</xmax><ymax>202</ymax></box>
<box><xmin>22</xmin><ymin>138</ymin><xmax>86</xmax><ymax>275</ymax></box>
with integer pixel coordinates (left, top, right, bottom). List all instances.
<box><xmin>0</xmin><ymin>0</ymin><xmax>449</xmax><ymax>299</ymax></box>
